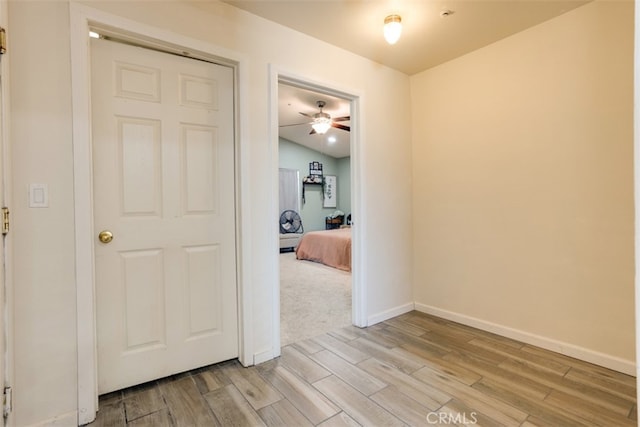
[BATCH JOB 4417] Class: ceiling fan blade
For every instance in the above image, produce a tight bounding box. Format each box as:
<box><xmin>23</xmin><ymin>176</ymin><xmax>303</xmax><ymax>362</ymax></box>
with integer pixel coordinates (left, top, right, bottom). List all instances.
<box><xmin>309</xmin><ymin>128</ymin><xmax>317</xmax><ymax>135</ymax></box>
<box><xmin>333</xmin><ymin>116</ymin><xmax>350</xmax><ymax>122</ymax></box>
<box><xmin>299</xmin><ymin>112</ymin><xmax>313</xmax><ymax>118</ymax></box>
<box><xmin>279</xmin><ymin>122</ymin><xmax>310</xmax><ymax>128</ymax></box>
<box><xmin>332</xmin><ymin>123</ymin><xmax>350</xmax><ymax>132</ymax></box>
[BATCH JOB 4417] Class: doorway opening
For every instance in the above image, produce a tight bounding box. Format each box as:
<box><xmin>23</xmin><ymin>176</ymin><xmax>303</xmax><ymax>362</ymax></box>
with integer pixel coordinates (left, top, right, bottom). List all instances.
<box><xmin>276</xmin><ymin>80</ymin><xmax>355</xmax><ymax>346</ymax></box>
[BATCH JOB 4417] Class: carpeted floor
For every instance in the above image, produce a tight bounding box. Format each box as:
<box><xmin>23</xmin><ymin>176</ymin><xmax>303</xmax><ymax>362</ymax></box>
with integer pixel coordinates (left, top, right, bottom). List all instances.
<box><xmin>279</xmin><ymin>251</ymin><xmax>352</xmax><ymax>346</ymax></box>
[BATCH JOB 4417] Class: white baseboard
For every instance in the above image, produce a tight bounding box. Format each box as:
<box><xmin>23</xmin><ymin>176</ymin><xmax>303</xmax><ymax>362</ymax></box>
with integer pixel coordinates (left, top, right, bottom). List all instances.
<box><xmin>254</xmin><ymin>348</ymin><xmax>275</xmax><ymax>365</ymax></box>
<box><xmin>368</xmin><ymin>302</ymin><xmax>415</xmax><ymax>326</ymax></box>
<box><xmin>415</xmin><ymin>303</ymin><xmax>636</xmax><ymax>376</ymax></box>
<box><xmin>26</xmin><ymin>410</ymin><xmax>78</xmax><ymax>427</ymax></box>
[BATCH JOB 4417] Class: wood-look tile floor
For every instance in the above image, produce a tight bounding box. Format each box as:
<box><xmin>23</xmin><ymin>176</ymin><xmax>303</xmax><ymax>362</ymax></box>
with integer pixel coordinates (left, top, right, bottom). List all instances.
<box><xmin>89</xmin><ymin>311</ymin><xmax>637</xmax><ymax>426</ymax></box>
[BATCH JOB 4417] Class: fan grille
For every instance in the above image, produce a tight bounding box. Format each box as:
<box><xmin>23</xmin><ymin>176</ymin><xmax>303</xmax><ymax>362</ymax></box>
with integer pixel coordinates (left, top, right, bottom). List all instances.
<box><xmin>279</xmin><ymin>210</ymin><xmax>303</xmax><ymax>234</ymax></box>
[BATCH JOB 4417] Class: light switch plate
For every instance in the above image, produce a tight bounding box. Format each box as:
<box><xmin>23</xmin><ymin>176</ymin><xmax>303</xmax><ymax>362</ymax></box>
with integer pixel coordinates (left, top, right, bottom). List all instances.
<box><xmin>29</xmin><ymin>184</ymin><xmax>48</xmax><ymax>208</ymax></box>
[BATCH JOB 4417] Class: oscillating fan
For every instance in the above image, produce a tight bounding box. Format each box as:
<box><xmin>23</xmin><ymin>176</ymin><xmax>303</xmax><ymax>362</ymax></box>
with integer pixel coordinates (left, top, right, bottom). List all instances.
<box><xmin>279</xmin><ymin>210</ymin><xmax>303</xmax><ymax>234</ymax></box>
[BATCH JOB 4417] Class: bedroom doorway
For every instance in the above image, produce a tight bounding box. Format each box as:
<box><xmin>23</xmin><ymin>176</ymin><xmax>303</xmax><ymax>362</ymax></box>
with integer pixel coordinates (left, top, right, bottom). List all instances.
<box><xmin>277</xmin><ymin>81</ymin><xmax>355</xmax><ymax>346</ymax></box>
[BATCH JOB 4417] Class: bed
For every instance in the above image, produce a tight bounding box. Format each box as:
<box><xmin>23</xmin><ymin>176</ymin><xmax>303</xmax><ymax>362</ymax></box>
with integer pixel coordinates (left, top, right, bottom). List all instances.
<box><xmin>295</xmin><ymin>228</ymin><xmax>352</xmax><ymax>272</ymax></box>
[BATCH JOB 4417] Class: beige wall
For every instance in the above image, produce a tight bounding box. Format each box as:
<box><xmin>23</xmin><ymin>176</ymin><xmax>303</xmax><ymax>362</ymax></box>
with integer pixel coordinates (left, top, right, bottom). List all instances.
<box><xmin>9</xmin><ymin>0</ymin><xmax>635</xmax><ymax>423</ymax></box>
<box><xmin>9</xmin><ymin>1</ymin><xmax>413</xmax><ymax>424</ymax></box>
<box><xmin>411</xmin><ymin>1</ymin><xmax>635</xmax><ymax>367</ymax></box>
<box><xmin>10</xmin><ymin>1</ymin><xmax>79</xmax><ymax>424</ymax></box>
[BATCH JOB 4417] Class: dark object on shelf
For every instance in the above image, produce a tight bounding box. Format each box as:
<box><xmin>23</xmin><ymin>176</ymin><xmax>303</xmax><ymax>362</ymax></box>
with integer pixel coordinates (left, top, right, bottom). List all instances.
<box><xmin>325</xmin><ymin>215</ymin><xmax>344</xmax><ymax>230</ymax></box>
<box><xmin>309</xmin><ymin>161</ymin><xmax>323</xmax><ymax>176</ymax></box>
<box><xmin>303</xmin><ymin>175</ymin><xmax>323</xmax><ymax>184</ymax></box>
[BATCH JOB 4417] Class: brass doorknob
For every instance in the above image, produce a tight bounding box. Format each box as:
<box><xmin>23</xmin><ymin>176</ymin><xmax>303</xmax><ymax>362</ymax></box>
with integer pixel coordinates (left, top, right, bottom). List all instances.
<box><xmin>98</xmin><ymin>230</ymin><xmax>113</xmax><ymax>244</ymax></box>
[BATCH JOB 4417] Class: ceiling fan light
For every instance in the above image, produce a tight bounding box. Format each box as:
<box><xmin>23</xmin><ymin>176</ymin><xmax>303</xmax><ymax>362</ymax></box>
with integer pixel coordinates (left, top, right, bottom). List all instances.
<box><xmin>384</xmin><ymin>14</ymin><xmax>402</xmax><ymax>45</ymax></box>
<box><xmin>311</xmin><ymin>117</ymin><xmax>331</xmax><ymax>134</ymax></box>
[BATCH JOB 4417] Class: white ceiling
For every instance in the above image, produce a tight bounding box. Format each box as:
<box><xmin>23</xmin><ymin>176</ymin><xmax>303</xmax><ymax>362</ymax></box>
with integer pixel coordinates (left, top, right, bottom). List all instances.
<box><xmin>223</xmin><ymin>0</ymin><xmax>591</xmax><ymax>159</ymax></box>
<box><xmin>222</xmin><ymin>0</ymin><xmax>590</xmax><ymax>76</ymax></box>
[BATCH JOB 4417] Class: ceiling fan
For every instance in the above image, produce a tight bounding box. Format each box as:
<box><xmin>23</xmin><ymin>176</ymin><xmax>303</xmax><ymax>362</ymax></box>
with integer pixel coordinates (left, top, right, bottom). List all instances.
<box><xmin>281</xmin><ymin>100</ymin><xmax>350</xmax><ymax>135</ymax></box>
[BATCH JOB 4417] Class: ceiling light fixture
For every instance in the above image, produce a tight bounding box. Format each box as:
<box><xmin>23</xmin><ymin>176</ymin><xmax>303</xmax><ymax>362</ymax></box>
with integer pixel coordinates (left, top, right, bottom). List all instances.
<box><xmin>311</xmin><ymin>101</ymin><xmax>332</xmax><ymax>134</ymax></box>
<box><xmin>384</xmin><ymin>14</ymin><xmax>402</xmax><ymax>45</ymax></box>
<box><xmin>311</xmin><ymin>115</ymin><xmax>331</xmax><ymax>135</ymax></box>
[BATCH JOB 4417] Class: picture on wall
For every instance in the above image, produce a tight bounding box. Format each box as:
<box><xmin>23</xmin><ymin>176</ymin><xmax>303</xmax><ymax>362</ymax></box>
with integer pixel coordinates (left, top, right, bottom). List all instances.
<box><xmin>309</xmin><ymin>161</ymin><xmax>323</xmax><ymax>176</ymax></box>
<box><xmin>323</xmin><ymin>175</ymin><xmax>337</xmax><ymax>208</ymax></box>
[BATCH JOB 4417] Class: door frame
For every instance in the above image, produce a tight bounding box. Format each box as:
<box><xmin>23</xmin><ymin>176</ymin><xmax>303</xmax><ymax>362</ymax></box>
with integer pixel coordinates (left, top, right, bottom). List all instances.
<box><xmin>0</xmin><ymin>0</ymin><xmax>10</xmax><ymax>424</ymax></box>
<box><xmin>634</xmin><ymin>0</ymin><xmax>640</xmax><ymax>413</ymax></box>
<box><xmin>69</xmin><ymin>4</ymin><xmax>251</xmax><ymax>424</ymax></box>
<box><xmin>269</xmin><ymin>69</ymin><xmax>367</xmax><ymax>356</ymax></box>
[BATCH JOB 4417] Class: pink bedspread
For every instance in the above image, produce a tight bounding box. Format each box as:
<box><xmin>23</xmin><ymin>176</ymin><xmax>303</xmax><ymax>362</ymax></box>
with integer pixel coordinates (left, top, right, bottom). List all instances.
<box><xmin>295</xmin><ymin>228</ymin><xmax>352</xmax><ymax>272</ymax></box>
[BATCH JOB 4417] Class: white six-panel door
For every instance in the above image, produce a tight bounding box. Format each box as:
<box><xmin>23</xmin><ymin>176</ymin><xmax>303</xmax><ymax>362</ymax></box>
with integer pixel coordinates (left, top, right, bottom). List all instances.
<box><xmin>90</xmin><ymin>37</ymin><xmax>238</xmax><ymax>394</ymax></box>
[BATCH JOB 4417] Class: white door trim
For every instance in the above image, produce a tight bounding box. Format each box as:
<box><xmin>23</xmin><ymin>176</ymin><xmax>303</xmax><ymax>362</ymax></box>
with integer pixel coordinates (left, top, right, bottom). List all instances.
<box><xmin>0</xmin><ymin>0</ymin><xmax>11</xmax><ymax>424</ymax></box>
<box><xmin>69</xmin><ymin>4</ymin><xmax>251</xmax><ymax>424</ymax></box>
<box><xmin>634</xmin><ymin>0</ymin><xmax>640</xmax><ymax>413</ymax></box>
<box><xmin>269</xmin><ymin>67</ymin><xmax>367</xmax><ymax>356</ymax></box>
